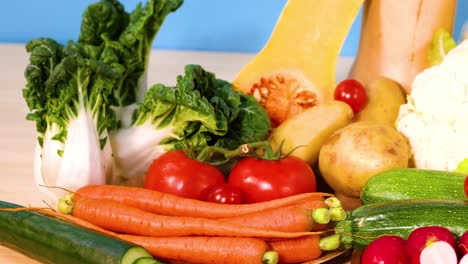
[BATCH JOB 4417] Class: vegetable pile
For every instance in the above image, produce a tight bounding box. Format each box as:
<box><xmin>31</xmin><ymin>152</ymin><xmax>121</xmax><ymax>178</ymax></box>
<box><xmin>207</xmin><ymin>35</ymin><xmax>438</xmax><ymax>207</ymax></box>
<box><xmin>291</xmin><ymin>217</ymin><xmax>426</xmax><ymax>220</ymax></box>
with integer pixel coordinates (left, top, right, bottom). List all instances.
<box><xmin>1</xmin><ymin>186</ymin><xmax>346</xmax><ymax>264</ymax></box>
<box><xmin>12</xmin><ymin>0</ymin><xmax>468</xmax><ymax>263</ymax></box>
<box><xmin>23</xmin><ymin>0</ymin><xmax>270</xmax><ymax>200</ymax></box>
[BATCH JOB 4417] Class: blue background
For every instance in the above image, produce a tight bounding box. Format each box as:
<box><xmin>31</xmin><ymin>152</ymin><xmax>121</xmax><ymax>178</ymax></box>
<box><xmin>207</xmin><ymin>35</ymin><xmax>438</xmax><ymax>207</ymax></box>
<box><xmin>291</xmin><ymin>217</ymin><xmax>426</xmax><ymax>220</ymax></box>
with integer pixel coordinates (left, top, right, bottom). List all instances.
<box><xmin>1</xmin><ymin>1</ymin><xmax>467</xmax><ymax>56</ymax></box>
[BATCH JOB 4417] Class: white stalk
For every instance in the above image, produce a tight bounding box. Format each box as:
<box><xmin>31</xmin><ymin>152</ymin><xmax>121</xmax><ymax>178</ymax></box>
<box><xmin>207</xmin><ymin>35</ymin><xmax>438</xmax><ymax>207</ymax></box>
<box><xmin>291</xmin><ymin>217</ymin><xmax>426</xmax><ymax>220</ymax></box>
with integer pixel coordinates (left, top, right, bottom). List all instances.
<box><xmin>56</xmin><ymin>103</ymin><xmax>112</xmax><ymax>194</ymax></box>
<box><xmin>110</xmin><ymin>120</ymin><xmax>175</xmax><ymax>181</ymax></box>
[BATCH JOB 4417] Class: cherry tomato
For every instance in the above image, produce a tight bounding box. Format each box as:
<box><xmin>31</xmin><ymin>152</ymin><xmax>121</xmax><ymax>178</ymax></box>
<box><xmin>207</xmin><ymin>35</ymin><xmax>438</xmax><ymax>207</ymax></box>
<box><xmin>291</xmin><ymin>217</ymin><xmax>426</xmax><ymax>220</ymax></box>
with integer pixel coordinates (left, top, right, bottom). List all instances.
<box><xmin>203</xmin><ymin>184</ymin><xmax>243</xmax><ymax>204</ymax></box>
<box><xmin>144</xmin><ymin>150</ymin><xmax>226</xmax><ymax>200</ymax></box>
<box><xmin>227</xmin><ymin>156</ymin><xmax>317</xmax><ymax>203</ymax></box>
<box><xmin>334</xmin><ymin>79</ymin><xmax>367</xmax><ymax>113</ymax></box>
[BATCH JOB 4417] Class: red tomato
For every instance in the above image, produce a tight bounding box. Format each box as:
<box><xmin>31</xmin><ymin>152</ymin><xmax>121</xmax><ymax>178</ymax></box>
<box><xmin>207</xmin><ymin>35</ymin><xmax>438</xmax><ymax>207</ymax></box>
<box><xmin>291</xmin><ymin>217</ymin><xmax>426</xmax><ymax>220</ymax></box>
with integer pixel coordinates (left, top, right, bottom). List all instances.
<box><xmin>334</xmin><ymin>79</ymin><xmax>367</xmax><ymax>113</ymax></box>
<box><xmin>203</xmin><ymin>184</ymin><xmax>243</xmax><ymax>204</ymax></box>
<box><xmin>464</xmin><ymin>176</ymin><xmax>468</xmax><ymax>197</ymax></box>
<box><xmin>144</xmin><ymin>150</ymin><xmax>226</xmax><ymax>200</ymax></box>
<box><xmin>227</xmin><ymin>156</ymin><xmax>317</xmax><ymax>203</ymax></box>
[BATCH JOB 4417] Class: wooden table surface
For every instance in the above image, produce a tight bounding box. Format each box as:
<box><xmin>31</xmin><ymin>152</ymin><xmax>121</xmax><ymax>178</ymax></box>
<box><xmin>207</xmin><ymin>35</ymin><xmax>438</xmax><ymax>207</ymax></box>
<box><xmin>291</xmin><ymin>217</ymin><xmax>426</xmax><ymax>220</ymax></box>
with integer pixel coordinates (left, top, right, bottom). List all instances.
<box><xmin>0</xmin><ymin>43</ymin><xmax>353</xmax><ymax>263</ymax></box>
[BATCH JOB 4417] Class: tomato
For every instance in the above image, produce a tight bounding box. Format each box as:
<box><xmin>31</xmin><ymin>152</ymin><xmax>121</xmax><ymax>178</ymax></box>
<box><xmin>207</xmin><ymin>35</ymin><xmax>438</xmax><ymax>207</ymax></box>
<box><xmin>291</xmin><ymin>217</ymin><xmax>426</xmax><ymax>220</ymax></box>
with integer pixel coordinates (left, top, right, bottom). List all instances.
<box><xmin>334</xmin><ymin>79</ymin><xmax>367</xmax><ymax>113</ymax></box>
<box><xmin>144</xmin><ymin>150</ymin><xmax>226</xmax><ymax>200</ymax></box>
<box><xmin>203</xmin><ymin>184</ymin><xmax>243</xmax><ymax>204</ymax></box>
<box><xmin>227</xmin><ymin>156</ymin><xmax>317</xmax><ymax>203</ymax></box>
<box><xmin>464</xmin><ymin>176</ymin><xmax>468</xmax><ymax>197</ymax></box>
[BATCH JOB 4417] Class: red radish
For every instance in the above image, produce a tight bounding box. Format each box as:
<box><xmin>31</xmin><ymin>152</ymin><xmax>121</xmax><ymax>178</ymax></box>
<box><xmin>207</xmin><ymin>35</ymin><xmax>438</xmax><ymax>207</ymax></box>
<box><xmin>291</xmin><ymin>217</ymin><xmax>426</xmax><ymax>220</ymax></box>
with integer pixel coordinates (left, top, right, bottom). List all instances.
<box><xmin>406</xmin><ymin>226</ymin><xmax>456</xmax><ymax>264</ymax></box>
<box><xmin>458</xmin><ymin>231</ymin><xmax>468</xmax><ymax>259</ymax></box>
<box><xmin>464</xmin><ymin>176</ymin><xmax>468</xmax><ymax>197</ymax></box>
<box><xmin>460</xmin><ymin>254</ymin><xmax>468</xmax><ymax>264</ymax></box>
<box><xmin>419</xmin><ymin>241</ymin><xmax>457</xmax><ymax>264</ymax></box>
<box><xmin>361</xmin><ymin>235</ymin><xmax>410</xmax><ymax>264</ymax></box>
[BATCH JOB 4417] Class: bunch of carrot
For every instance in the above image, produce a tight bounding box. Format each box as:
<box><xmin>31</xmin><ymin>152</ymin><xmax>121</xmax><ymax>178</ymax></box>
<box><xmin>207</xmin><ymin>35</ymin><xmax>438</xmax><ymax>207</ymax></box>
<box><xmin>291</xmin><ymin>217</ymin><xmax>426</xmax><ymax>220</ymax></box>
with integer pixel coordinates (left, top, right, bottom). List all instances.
<box><xmin>53</xmin><ymin>185</ymin><xmax>343</xmax><ymax>264</ymax></box>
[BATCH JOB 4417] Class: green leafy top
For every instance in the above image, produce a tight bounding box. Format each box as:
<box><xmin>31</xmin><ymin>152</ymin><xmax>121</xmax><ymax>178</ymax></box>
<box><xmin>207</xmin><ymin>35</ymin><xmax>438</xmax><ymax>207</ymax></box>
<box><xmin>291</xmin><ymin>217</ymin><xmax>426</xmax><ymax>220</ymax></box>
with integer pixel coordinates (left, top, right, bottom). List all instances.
<box><xmin>79</xmin><ymin>0</ymin><xmax>184</xmax><ymax>106</ymax></box>
<box><xmin>23</xmin><ymin>38</ymin><xmax>119</xmax><ymax>147</ymax></box>
<box><xmin>130</xmin><ymin>64</ymin><xmax>271</xmax><ymax>152</ymax></box>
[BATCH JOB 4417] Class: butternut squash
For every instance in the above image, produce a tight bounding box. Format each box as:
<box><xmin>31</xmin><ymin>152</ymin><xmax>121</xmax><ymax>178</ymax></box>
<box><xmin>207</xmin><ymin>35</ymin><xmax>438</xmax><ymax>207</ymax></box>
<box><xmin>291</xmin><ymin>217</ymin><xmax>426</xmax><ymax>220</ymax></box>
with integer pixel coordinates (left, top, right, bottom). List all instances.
<box><xmin>233</xmin><ymin>0</ymin><xmax>364</xmax><ymax>127</ymax></box>
<box><xmin>269</xmin><ymin>100</ymin><xmax>354</xmax><ymax>165</ymax></box>
<box><xmin>349</xmin><ymin>0</ymin><xmax>457</xmax><ymax>94</ymax></box>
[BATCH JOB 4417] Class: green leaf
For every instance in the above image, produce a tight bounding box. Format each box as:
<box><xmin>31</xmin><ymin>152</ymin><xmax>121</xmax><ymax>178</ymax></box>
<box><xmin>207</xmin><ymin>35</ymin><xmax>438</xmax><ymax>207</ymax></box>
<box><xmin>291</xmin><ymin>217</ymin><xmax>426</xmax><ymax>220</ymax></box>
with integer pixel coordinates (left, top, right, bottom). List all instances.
<box><xmin>215</xmin><ymin>92</ymin><xmax>271</xmax><ymax>149</ymax></box>
<box><xmin>428</xmin><ymin>28</ymin><xmax>456</xmax><ymax>66</ymax></box>
<box><xmin>78</xmin><ymin>0</ymin><xmax>129</xmax><ymax>45</ymax></box>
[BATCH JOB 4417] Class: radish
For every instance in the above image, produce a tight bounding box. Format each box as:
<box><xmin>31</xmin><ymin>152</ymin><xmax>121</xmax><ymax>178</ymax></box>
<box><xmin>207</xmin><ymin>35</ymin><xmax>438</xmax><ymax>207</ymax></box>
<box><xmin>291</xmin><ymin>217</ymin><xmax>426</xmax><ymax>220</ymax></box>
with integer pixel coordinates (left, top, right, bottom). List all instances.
<box><xmin>460</xmin><ymin>254</ymin><xmax>468</xmax><ymax>264</ymax></box>
<box><xmin>464</xmin><ymin>176</ymin><xmax>468</xmax><ymax>197</ymax></box>
<box><xmin>458</xmin><ymin>231</ymin><xmax>468</xmax><ymax>259</ymax></box>
<box><xmin>361</xmin><ymin>235</ymin><xmax>410</xmax><ymax>264</ymax></box>
<box><xmin>419</xmin><ymin>241</ymin><xmax>457</xmax><ymax>264</ymax></box>
<box><xmin>406</xmin><ymin>226</ymin><xmax>456</xmax><ymax>264</ymax></box>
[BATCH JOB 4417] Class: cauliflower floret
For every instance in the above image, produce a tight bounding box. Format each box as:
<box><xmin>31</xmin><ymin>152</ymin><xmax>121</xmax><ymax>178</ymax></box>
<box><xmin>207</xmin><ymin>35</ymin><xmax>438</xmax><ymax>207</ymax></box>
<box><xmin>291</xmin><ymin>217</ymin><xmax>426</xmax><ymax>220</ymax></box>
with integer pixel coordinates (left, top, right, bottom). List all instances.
<box><xmin>396</xmin><ymin>40</ymin><xmax>468</xmax><ymax>171</ymax></box>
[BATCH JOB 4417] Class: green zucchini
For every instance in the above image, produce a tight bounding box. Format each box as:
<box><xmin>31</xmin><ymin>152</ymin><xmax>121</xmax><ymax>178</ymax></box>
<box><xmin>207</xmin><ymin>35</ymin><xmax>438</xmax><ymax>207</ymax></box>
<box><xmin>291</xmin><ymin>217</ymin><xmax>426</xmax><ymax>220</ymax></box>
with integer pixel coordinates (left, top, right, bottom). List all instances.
<box><xmin>0</xmin><ymin>201</ymin><xmax>154</xmax><ymax>264</ymax></box>
<box><xmin>335</xmin><ymin>199</ymin><xmax>468</xmax><ymax>250</ymax></box>
<box><xmin>361</xmin><ymin>168</ymin><xmax>466</xmax><ymax>204</ymax></box>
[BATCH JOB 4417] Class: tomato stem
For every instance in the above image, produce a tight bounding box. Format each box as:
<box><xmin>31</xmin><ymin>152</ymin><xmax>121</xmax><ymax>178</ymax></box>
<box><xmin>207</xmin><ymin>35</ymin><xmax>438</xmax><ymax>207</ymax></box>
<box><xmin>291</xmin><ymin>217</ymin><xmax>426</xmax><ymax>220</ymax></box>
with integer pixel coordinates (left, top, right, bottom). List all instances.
<box><xmin>194</xmin><ymin>140</ymin><xmax>291</xmax><ymax>165</ymax></box>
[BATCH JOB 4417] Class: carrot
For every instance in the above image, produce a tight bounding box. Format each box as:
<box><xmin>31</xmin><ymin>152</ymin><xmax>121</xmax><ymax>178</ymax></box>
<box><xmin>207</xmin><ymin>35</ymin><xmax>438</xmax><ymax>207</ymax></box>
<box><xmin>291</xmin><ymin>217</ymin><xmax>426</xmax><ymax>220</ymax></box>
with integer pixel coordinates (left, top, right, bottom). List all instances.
<box><xmin>118</xmin><ymin>235</ymin><xmax>278</xmax><ymax>264</ymax></box>
<box><xmin>71</xmin><ymin>197</ymin><xmax>324</xmax><ymax>239</ymax></box>
<box><xmin>269</xmin><ymin>235</ymin><xmax>322</xmax><ymax>263</ymax></box>
<box><xmin>219</xmin><ymin>198</ymin><xmax>330</xmax><ymax>232</ymax></box>
<box><xmin>0</xmin><ymin>207</ymin><xmax>281</xmax><ymax>263</ymax></box>
<box><xmin>74</xmin><ymin>185</ymin><xmax>333</xmax><ymax>218</ymax></box>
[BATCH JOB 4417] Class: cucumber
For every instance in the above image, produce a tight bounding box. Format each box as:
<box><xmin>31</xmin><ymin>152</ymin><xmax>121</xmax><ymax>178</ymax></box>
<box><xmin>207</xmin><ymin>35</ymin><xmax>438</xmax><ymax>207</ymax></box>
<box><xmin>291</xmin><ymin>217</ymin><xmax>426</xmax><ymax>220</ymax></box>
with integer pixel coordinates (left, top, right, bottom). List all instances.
<box><xmin>134</xmin><ymin>257</ymin><xmax>165</xmax><ymax>264</ymax></box>
<box><xmin>335</xmin><ymin>199</ymin><xmax>468</xmax><ymax>250</ymax></box>
<box><xmin>361</xmin><ymin>168</ymin><xmax>466</xmax><ymax>204</ymax></box>
<box><xmin>0</xmin><ymin>201</ymin><xmax>154</xmax><ymax>264</ymax></box>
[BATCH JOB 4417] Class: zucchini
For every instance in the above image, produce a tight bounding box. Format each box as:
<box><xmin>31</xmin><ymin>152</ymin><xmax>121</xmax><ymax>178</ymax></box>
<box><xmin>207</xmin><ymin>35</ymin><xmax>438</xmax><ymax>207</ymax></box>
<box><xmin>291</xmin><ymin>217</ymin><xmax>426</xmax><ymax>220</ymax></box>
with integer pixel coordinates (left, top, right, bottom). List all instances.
<box><xmin>0</xmin><ymin>201</ymin><xmax>153</xmax><ymax>264</ymax></box>
<box><xmin>335</xmin><ymin>199</ymin><xmax>468</xmax><ymax>250</ymax></box>
<box><xmin>361</xmin><ymin>168</ymin><xmax>466</xmax><ymax>204</ymax></box>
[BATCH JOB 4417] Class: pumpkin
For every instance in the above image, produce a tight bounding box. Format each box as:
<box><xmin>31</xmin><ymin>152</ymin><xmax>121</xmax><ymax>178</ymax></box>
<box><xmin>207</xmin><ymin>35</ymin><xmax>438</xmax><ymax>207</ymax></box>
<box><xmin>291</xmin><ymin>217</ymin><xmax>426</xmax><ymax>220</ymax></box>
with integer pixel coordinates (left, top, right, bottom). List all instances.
<box><xmin>233</xmin><ymin>0</ymin><xmax>364</xmax><ymax>127</ymax></box>
<box><xmin>349</xmin><ymin>0</ymin><xmax>456</xmax><ymax>93</ymax></box>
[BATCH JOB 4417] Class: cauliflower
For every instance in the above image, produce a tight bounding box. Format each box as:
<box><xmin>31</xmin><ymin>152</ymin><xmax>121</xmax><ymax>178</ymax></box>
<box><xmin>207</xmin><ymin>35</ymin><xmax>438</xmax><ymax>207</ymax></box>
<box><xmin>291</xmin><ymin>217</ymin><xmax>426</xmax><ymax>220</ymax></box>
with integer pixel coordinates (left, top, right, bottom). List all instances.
<box><xmin>396</xmin><ymin>39</ymin><xmax>468</xmax><ymax>171</ymax></box>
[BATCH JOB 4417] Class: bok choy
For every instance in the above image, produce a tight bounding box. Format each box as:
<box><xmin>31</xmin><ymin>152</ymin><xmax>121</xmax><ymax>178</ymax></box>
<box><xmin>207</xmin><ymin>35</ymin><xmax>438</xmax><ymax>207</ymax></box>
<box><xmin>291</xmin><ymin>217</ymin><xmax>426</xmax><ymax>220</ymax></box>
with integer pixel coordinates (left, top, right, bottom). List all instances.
<box><xmin>23</xmin><ymin>0</ymin><xmax>182</xmax><ymax>199</ymax></box>
<box><xmin>110</xmin><ymin>65</ymin><xmax>271</xmax><ymax>181</ymax></box>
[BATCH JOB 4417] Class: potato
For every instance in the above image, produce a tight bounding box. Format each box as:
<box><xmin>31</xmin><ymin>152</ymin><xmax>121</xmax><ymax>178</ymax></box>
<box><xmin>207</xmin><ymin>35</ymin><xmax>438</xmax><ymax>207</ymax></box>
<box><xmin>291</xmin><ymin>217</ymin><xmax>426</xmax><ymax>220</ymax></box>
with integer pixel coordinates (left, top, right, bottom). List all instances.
<box><xmin>335</xmin><ymin>191</ymin><xmax>362</xmax><ymax>211</ymax></box>
<box><xmin>269</xmin><ymin>101</ymin><xmax>353</xmax><ymax>165</ymax></box>
<box><xmin>318</xmin><ymin>121</ymin><xmax>410</xmax><ymax>198</ymax></box>
<box><xmin>351</xmin><ymin>249</ymin><xmax>362</xmax><ymax>264</ymax></box>
<box><xmin>354</xmin><ymin>77</ymin><xmax>406</xmax><ymax>127</ymax></box>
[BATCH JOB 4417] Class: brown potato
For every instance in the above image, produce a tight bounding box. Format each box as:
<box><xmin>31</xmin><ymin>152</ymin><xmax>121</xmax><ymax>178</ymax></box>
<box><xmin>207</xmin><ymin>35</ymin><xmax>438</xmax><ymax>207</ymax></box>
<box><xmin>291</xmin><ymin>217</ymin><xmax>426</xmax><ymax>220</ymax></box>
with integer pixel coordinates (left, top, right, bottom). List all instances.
<box><xmin>351</xmin><ymin>249</ymin><xmax>362</xmax><ymax>264</ymax></box>
<box><xmin>335</xmin><ymin>192</ymin><xmax>362</xmax><ymax>211</ymax></box>
<box><xmin>318</xmin><ymin>121</ymin><xmax>410</xmax><ymax>198</ymax></box>
<box><xmin>354</xmin><ymin>77</ymin><xmax>406</xmax><ymax>127</ymax></box>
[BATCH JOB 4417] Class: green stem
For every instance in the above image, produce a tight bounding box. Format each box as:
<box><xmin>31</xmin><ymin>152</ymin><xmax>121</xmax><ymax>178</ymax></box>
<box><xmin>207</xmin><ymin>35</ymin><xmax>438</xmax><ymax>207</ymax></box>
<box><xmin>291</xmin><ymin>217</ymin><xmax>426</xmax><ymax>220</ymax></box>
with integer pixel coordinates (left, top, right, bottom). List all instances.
<box><xmin>262</xmin><ymin>251</ymin><xmax>279</xmax><ymax>264</ymax></box>
<box><xmin>329</xmin><ymin>207</ymin><xmax>346</xmax><ymax>221</ymax></box>
<box><xmin>195</xmin><ymin>141</ymin><xmax>273</xmax><ymax>165</ymax></box>
<box><xmin>324</xmin><ymin>197</ymin><xmax>342</xmax><ymax>208</ymax></box>
<box><xmin>319</xmin><ymin>234</ymin><xmax>341</xmax><ymax>251</ymax></box>
<box><xmin>57</xmin><ymin>193</ymin><xmax>74</xmax><ymax>214</ymax></box>
<box><xmin>312</xmin><ymin>208</ymin><xmax>331</xmax><ymax>224</ymax></box>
